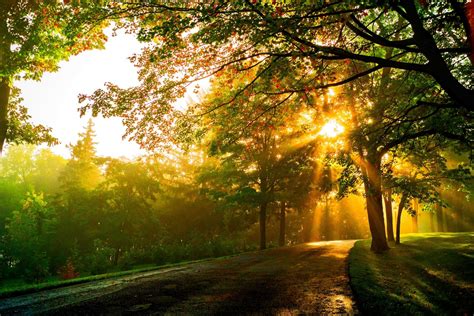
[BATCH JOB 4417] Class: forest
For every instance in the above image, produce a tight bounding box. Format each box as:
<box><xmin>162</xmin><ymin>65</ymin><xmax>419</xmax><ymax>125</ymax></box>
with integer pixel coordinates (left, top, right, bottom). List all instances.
<box><xmin>0</xmin><ymin>0</ymin><xmax>473</xmax><ymax>314</ymax></box>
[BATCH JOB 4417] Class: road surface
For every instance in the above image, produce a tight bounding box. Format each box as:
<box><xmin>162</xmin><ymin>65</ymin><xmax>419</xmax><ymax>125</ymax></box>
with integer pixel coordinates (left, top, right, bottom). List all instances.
<box><xmin>0</xmin><ymin>240</ymin><xmax>358</xmax><ymax>315</ymax></box>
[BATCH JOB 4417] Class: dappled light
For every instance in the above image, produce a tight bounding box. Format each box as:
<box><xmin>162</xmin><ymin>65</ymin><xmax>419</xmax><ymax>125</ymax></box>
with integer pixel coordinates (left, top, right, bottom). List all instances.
<box><xmin>0</xmin><ymin>1</ymin><xmax>472</xmax><ymax>314</ymax></box>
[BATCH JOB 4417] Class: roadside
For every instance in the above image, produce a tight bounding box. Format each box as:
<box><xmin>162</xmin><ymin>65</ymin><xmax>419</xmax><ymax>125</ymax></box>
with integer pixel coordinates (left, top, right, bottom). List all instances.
<box><xmin>0</xmin><ymin>240</ymin><xmax>357</xmax><ymax>315</ymax></box>
<box><xmin>350</xmin><ymin>232</ymin><xmax>474</xmax><ymax>315</ymax></box>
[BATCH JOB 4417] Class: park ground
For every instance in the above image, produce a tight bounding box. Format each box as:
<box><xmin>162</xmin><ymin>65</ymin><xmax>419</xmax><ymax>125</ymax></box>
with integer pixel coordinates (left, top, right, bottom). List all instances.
<box><xmin>0</xmin><ymin>233</ymin><xmax>472</xmax><ymax>315</ymax></box>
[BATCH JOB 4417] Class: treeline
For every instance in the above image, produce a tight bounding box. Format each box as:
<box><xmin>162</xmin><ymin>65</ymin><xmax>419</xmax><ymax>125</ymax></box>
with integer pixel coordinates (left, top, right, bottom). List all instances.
<box><xmin>0</xmin><ymin>121</ymin><xmax>243</xmax><ymax>282</ymax></box>
<box><xmin>0</xmin><ymin>120</ymin><xmax>349</xmax><ymax>283</ymax></box>
<box><xmin>1</xmin><ymin>117</ymin><xmax>471</xmax><ymax>284</ymax></box>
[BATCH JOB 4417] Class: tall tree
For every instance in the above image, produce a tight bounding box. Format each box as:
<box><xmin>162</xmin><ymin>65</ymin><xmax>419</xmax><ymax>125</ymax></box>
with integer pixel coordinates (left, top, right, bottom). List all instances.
<box><xmin>60</xmin><ymin>119</ymin><xmax>102</xmax><ymax>191</ymax></box>
<box><xmin>80</xmin><ymin>1</ymin><xmax>473</xmax><ymax>251</ymax></box>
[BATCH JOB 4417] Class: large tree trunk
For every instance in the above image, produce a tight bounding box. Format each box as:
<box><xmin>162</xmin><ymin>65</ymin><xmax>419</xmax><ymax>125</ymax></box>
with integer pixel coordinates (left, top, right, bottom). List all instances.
<box><xmin>363</xmin><ymin>156</ymin><xmax>389</xmax><ymax>252</ymax></box>
<box><xmin>0</xmin><ymin>78</ymin><xmax>9</xmax><ymax>155</ymax></box>
<box><xmin>259</xmin><ymin>200</ymin><xmax>267</xmax><ymax>250</ymax></box>
<box><xmin>383</xmin><ymin>189</ymin><xmax>395</xmax><ymax>242</ymax></box>
<box><xmin>396</xmin><ymin>193</ymin><xmax>408</xmax><ymax>245</ymax></box>
<box><xmin>279</xmin><ymin>201</ymin><xmax>286</xmax><ymax>247</ymax></box>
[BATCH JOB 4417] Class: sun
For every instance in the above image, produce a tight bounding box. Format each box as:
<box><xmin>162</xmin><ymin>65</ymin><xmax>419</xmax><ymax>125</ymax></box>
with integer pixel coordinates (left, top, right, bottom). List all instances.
<box><xmin>318</xmin><ymin>119</ymin><xmax>344</xmax><ymax>138</ymax></box>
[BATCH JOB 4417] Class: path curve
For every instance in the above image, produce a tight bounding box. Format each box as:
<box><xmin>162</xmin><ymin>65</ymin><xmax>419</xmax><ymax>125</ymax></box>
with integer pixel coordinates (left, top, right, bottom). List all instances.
<box><xmin>0</xmin><ymin>240</ymin><xmax>358</xmax><ymax>315</ymax></box>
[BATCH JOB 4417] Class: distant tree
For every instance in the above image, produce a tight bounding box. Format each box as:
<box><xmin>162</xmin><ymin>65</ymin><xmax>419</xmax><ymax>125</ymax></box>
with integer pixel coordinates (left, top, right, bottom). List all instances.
<box><xmin>193</xmin><ymin>67</ymin><xmax>315</xmax><ymax>250</ymax></box>
<box><xmin>60</xmin><ymin>119</ymin><xmax>102</xmax><ymax>191</ymax></box>
<box><xmin>0</xmin><ymin>144</ymin><xmax>36</xmax><ymax>189</ymax></box>
<box><xmin>55</xmin><ymin>119</ymin><xmax>102</xmax><ymax>267</ymax></box>
<box><xmin>32</xmin><ymin>149</ymin><xmax>67</xmax><ymax>195</ymax></box>
<box><xmin>6</xmin><ymin>192</ymin><xmax>53</xmax><ymax>282</ymax></box>
<box><xmin>385</xmin><ymin>140</ymin><xmax>472</xmax><ymax>244</ymax></box>
<box><xmin>98</xmin><ymin>158</ymin><xmax>160</xmax><ymax>265</ymax></box>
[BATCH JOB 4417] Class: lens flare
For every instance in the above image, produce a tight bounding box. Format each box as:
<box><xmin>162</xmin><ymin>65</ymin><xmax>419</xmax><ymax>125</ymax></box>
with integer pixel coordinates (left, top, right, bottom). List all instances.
<box><xmin>318</xmin><ymin>119</ymin><xmax>344</xmax><ymax>138</ymax></box>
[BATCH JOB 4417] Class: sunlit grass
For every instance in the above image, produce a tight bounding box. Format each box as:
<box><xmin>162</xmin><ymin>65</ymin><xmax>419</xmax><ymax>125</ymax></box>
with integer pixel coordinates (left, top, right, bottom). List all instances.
<box><xmin>349</xmin><ymin>232</ymin><xmax>474</xmax><ymax>315</ymax></box>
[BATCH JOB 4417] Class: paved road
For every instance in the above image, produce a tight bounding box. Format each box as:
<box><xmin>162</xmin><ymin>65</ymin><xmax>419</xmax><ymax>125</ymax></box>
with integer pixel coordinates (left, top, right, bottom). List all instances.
<box><xmin>0</xmin><ymin>240</ymin><xmax>358</xmax><ymax>315</ymax></box>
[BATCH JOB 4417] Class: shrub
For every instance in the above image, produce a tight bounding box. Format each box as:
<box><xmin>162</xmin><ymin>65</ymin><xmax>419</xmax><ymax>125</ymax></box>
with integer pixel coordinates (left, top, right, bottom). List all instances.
<box><xmin>58</xmin><ymin>258</ymin><xmax>79</xmax><ymax>280</ymax></box>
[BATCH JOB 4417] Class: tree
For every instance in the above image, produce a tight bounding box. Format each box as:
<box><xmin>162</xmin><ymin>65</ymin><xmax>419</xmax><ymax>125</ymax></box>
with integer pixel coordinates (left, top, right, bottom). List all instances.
<box><xmin>80</xmin><ymin>1</ymin><xmax>472</xmax><ymax>252</ymax></box>
<box><xmin>0</xmin><ymin>1</ymin><xmax>107</xmax><ymax>153</ymax></box>
<box><xmin>32</xmin><ymin>149</ymin><xmax>67</xmax><ymax>195</ymax></box>
<box><xmin>81</xmin><ymin>1</ymin><xmax>472</xmax><ymax>145</ymax></box>
<box><xmin>192</xmin><ymin>67</ymin><xmax>316</xmax><ymax>249</ymax></box>
<box><xmin>386</xmin><ymin>139</ymin><xmax>472</xmax><ymax>244</ymax></box>
<box><xmin>6</xmin><ymin>192</ymin><xmax>53</xmax><ymax>282</ymax></box>
<box><xmin>55</xmin><ymin>119</ymin><xmax>102</xmax><ymax>267</ymax></box>
<box><xmin>0</xmin><ymin>144</ymin><xmax>36</xmax><ymax>189</ymax></box>
<box><xmin>60</xmin><ymin>119</ymin><xmax>102</xmax><ymax>191</ymax></box>
<box><xmin>97</xmin><ymin>158</ymin><xmax>160</xmax><ymax>265</ymax></box>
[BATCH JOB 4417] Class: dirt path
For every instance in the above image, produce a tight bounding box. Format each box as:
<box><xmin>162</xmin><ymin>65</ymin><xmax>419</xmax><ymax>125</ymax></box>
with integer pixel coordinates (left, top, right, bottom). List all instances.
<box><xmin>0</xmin><ymin>240</ymin><xmax>358</xmax><ymax>315</ymax></box>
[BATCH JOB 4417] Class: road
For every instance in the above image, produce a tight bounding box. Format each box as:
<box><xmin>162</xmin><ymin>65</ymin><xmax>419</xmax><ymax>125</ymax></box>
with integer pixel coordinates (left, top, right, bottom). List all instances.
<box><xmin>0</xmin><ymin>240</ymin><xmax>358</xmax><ymax>315</ymax></box>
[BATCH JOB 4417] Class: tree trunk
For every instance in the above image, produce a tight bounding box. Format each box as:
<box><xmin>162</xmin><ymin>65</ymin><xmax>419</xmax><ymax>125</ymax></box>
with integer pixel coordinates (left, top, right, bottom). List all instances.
<box><xmin>0</xmin><ymin>78</ymin><xmax>9</xmax><ymax>155</ymax></box>
<box><xmin>363</xmin><ymin>156</ymin><xmax>389</xmax><ymax>252</ymax></box>
<box><xmin>259</xmin><ymin>200</ymin><xmax>267</xmax><ymax>250</ymax></box>
<box><xmin>436</xmin><ymin>202</ymin><xmax>444</xmax><ymax>232</ymax></box>
<box><xmin>383</xmin><ymin>189</ymin><xmax>395</xmax><ymax>242</ymax></box>
<box><xmin>302</xmin><ymin>209</ymin><xmax>313</xmax><ymax>243</ymax></box>
<box><xmin>279</xmin><ymin>201</ymin><xmax>286</xmax><ymax>247</ymax></box>
<box><xmin>396</xmin><ymin>193</ymin><xmax>408</xmax><ymax>245</ymax></box>
<box><xmin>442</xmin><ymin>205</ymin><xmax>448</xmax><ymax>232</ymax></box>
<box><xmin>429</xmin><ymin>211</ymin><xmax>435</xmax><ymax>232</ymax></box>
<box><xmin>113</xmin><ymin>247</ymin><xmax>121</xmax><ymax>266</ymax></box>
<box><xmin>412</xmin><ymin>199</ymin><xmax>419</xmax><ymax>233</ymax></box>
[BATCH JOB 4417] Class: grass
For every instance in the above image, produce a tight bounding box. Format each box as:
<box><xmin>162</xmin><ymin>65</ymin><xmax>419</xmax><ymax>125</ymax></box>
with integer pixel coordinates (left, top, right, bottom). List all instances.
<box><xmin>0</xmin><ymin>256</ymin><xmax>233</xmax><ymax>299</ymax></box>
<box><xmin>349</xmin><ymin>232</ymin><xmax>474</xmax><ymax>315</ymax></box>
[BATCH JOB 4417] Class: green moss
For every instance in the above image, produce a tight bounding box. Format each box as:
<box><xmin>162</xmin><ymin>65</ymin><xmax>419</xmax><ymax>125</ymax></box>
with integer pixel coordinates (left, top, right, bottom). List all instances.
<box><xmin>349</xmin><ymin>232</ymin><xmax>474</xmax><ymax>315</ymax></box>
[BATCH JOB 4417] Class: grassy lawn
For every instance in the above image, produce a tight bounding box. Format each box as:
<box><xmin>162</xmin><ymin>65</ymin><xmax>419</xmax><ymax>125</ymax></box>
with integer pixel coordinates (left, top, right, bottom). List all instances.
<box><xmin>349</xmin><ymin>232</ymin><xmax>474</xmax><ymax>315</ymax></box>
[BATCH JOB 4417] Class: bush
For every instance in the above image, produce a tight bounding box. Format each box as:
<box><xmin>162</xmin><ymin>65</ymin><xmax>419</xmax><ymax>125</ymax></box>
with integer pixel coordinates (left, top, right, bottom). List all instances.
<box><xmin>58</xmin><ymin>258</ymin><xmax>79</xmax><ymax>280</ymax></box>
<box><xmin>22</xmin><ymin>253</ymin><xmax>50</xmax><ymax>283</ymax></box>
<box><xmin>86</xmin><ymin>240</ymin><xmax>114</xmax><ymax>275</ymax></box>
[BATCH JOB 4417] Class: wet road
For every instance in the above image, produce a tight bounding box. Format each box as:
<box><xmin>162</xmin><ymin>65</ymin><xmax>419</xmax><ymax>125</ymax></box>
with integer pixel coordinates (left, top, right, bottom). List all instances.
<box><xmin>0</xmin><ymin>240</ymin><xmax>358</xmax><ymax>315</ymax></box>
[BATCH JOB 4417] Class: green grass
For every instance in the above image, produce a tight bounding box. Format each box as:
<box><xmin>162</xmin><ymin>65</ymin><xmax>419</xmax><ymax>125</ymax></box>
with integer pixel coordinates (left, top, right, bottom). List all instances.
<box><xmin>0</xmin><ymin>257</ymin><xmax>226</xmax><ymax>299</ymax></box>
<box><xmin>349</xmin><ymin>232</ymin><xmax>474</xmax><ymax>315</ymax></box>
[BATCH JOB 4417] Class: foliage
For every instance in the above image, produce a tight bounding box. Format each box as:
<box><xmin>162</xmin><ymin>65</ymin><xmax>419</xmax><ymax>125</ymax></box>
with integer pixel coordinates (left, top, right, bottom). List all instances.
<box><xmin>6</xmin><ymin>192</ymin><xmax>53</xmax><ymax>282</ymax></box>
<box><xmin>0</xmin><ymin>1</ymin><xmax>108</xmax><ymax>151</ymax></box>
<box><xmin>80</xmin><ymin>0</ymin><xmax>472</xmax><ymax>151</ymax></box>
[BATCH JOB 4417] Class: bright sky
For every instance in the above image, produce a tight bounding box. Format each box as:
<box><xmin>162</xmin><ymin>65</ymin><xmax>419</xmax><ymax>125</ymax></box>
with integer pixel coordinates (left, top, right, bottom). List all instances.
<box><xmin>15</xmin><ymin>30</ymin><xmax>146</xmax><ymax>159</ymax></box>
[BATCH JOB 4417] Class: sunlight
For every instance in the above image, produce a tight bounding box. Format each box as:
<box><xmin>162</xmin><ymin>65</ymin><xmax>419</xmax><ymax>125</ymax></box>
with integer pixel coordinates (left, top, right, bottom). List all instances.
<box><xmin>318</xmin><ymin>119</ymin><xmax>344</xmax><ymax>138</ymax></box>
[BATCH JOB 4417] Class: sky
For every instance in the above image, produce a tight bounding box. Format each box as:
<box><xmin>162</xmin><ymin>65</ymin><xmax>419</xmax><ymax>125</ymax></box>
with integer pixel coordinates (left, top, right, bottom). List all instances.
<box><xmin>15</xmin><ymin>30</ymin><xmax>146</xmax><ymax>159</ymax></box>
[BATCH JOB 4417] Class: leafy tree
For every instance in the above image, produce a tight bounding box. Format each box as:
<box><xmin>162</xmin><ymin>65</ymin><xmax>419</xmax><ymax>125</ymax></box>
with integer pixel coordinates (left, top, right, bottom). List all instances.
<box><xmin>6</xmin><ymin>192</ymin><xmax>53</xmax><ymax>282</ymax></box>
<box><xmin>0</xmin><ymin>144</ymin><xmax>36</xmax><ymax>189</ymax></box>
<box><xmin>32</xmin><ymin>148</ymin><xmax>67</xmax><ymax>195</ymax></box>
<box><xmin>79</xmin><ymin>1</ymin><xmax>473</xmax><ymax>251</ymax></box>
<box><xmin>55</xmin><ymin>119</ymin><xmax>102</xmax><ymax>268</ymax></box>
<box><xmin>97</xmin><ymin>158</ymin><xmax>160</xmax><ymax>265</ymax></box>
<box><xmin>386</xmin><ymin>141</ymin><xmax>472</xmax><ymax>244</ymax></box>
<box><xmin>193</xmin><ymin>68</ymin><xmax>316</xmax><ymax>249</ymax></box>
<box><xmin>0</xmin><ymin>1</ymin><xmax>107</xmax><ymax>152</ymax></box>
